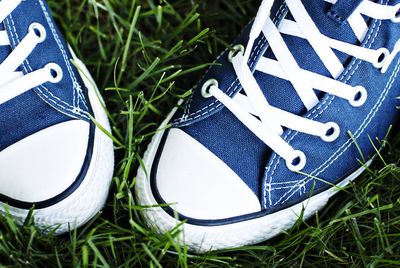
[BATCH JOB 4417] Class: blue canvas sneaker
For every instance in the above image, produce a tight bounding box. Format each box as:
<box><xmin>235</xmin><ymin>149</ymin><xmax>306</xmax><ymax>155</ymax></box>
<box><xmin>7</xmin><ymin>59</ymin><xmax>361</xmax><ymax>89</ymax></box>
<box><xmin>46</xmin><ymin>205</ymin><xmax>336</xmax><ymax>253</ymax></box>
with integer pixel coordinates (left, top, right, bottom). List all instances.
<box><xmin>136</xmin><ymin>0</ymin><xmax>400</xmax><ymax>252</ymax></box>
<box><xmin>0</xmin><ymin>0</ymin><xmax>114</xmax><ymax>234</ymax></box>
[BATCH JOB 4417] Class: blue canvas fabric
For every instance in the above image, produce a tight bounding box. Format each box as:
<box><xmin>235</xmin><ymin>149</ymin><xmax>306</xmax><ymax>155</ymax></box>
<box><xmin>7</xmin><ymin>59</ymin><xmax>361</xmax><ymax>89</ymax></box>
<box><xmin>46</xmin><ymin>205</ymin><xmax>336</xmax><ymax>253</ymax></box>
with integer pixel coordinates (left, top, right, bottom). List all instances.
<box><xmin>327</xmin><ymin>0</ymin><xmax>364</xmax><ymax>24</ymax></box>
<box><xmin>0</xmin><ymin>23</ymin><xmax>10</xmax><ymax>64</ymax></box>
<box><xmin>160</xmin><ymin>0</ymin><xmax>400</xmax><ymax>212</ymax></box>
<box><xmin>0</xmin><ymin>0</ymin><xmax>90</xmax><ymax>151</ymax></box>
<box><xmin>263</xmin><ymin>0</ymin><xmax>400</xmax><ymax>212</ymax></box>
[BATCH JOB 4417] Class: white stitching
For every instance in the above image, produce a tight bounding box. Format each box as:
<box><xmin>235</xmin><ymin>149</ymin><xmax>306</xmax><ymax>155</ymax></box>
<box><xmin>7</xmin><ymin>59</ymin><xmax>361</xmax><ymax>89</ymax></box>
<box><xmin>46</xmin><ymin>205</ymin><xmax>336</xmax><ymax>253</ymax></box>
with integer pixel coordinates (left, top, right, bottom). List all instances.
<box><xmin>5</xmin><ymin>15</ymin><xmax>88</xmax><ymax>119</ymax></box>
<box><xmin>275</xmin><ymin>57</ymin><xmax>400</xmax><ymax>206</ymax></box>
<box><xmin>263</xmin><ymin>0</ymin><xmax>387</xmax><ymax>207</ymax></box>
<box><xmin>173</xmin><ymin>3</ymin><xmax>288</xmax><ymax>124</ymax></box>
<box><xmin>4</xmin><ymin>2</ymin><xmax>89</xmax><ymax>119</ymax></box>
<box><xmin>37</xmin><ymin>0</ymin><xmax>88</xmax><ymax>111</ymax></box>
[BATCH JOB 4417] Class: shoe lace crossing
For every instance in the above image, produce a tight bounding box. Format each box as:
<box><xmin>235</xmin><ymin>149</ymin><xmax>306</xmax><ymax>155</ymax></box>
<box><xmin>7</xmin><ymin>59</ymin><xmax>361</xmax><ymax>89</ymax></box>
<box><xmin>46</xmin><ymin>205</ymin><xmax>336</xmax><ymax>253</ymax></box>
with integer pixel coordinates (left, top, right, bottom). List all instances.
<box><xmin>0</xmin><ymin>0</ymin><xmax>63</xmax><ymax>105</ymax></box>
<box><xmin>202</xmin><ymin>0</ymin><xmax>400</xmax><ymax>171</ymax></box>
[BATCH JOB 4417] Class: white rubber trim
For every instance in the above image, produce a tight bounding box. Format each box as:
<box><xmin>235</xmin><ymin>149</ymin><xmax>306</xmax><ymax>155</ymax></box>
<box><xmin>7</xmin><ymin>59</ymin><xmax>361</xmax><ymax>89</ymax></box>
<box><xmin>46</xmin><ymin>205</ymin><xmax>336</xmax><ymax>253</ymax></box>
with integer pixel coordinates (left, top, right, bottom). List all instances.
<box><xmin>156</xmin><ymin>128</ymin><xmax>261</xmax><ymax>219</ymax></box>
<box><xmin>135</xmin><ymin>108</ymin><xmax>372</xmax><ymax>252</ymax></box>
<box><xmin>0</xmin><ymin>120</ymin><xmax>90</xmax><ymax>202</ymax></box>
<box><xmin>0</xmin><ymin>48</ymin><xmax>114</xmax><ymax>234</ymax></box>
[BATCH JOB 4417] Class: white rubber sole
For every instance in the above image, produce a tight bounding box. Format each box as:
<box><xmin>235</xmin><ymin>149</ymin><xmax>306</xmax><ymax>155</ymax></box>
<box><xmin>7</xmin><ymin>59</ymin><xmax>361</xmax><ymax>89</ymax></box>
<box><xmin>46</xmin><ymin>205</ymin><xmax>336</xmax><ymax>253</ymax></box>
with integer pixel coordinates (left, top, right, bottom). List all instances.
<box><xmin>0</xmin><ymin>49</ymin><xmax>114</xmax><ymax>234</ymax></box>
<box><xmin>135</xmin><ymin>107</ymin><xmax>372</xmax><ymax>253</ymax></box>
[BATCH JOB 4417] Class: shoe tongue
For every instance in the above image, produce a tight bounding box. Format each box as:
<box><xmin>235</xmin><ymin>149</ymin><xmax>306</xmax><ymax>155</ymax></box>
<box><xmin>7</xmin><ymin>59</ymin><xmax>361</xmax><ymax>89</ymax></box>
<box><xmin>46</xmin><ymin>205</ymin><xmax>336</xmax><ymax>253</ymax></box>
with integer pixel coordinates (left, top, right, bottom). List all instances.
<box><xmin>254</xmin><ymin>0</ymin><xmax>362</xmax><ymax>116</ymax></box>
<box><xmin>0</xmin><ymin>23</ymin><xmax>12</xmax><ymax>65</ymax></box>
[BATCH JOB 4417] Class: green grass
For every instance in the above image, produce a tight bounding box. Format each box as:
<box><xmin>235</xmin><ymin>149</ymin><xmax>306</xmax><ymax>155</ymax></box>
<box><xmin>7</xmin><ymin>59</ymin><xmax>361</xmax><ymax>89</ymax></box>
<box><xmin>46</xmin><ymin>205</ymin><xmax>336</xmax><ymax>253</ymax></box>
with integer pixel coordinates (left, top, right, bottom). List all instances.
<box><xmin>1</xmin><ymin>0</ymin><xmax>400</xmax><ymax>266</ymax></box>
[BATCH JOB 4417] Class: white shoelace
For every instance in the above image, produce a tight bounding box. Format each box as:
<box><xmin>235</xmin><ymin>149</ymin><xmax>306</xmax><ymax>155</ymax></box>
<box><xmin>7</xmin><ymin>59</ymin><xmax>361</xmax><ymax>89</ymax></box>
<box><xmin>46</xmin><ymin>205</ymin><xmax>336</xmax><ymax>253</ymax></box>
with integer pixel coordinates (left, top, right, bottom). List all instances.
<box><xmin>202</xmin><ymin>0</ymin><xmax>400</xmax><ymax>171</ymax></box>
<box><xmin>0</xmin><ymin>0</ymin><xmax>63</xmax><ymax>105</ymax></box>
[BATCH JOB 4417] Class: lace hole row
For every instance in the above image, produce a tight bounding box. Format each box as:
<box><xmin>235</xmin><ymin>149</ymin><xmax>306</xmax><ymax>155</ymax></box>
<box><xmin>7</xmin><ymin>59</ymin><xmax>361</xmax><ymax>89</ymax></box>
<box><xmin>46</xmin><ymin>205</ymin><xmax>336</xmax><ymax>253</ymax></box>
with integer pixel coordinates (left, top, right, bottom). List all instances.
<box><xmin>28</xmin><ymin>24</ymin><xmax>63</xmax><ymax>83</ymax></box>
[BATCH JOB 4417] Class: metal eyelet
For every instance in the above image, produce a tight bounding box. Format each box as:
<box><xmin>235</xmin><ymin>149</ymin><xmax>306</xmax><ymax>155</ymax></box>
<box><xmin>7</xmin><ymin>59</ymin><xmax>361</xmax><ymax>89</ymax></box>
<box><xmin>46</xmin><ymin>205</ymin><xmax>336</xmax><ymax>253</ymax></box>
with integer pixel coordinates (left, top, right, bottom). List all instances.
<box><xmin>45</xmin><ymin>63</ymin><xmax>63</xmax><ymax>83</ymax></box>
<box><xmin>228</xmin><ymin>44</ymin><xmax>245</xmax><ymax>62</ymax></box>
<box><xmin>286</xmin><ymin>150</ymin><xmax>306</xmax><ymax>172</ymax></box>
<box><xmin>29</xmin><ymin>23</ymin><xmax>46</xmax><ymax>43</ymax></box>
<box><xmin>391</xmin><ymin>3</ymin><xmax>400</xmax><ymax>23</ymax></box>
<box><xmin>321</xmin><ymin>122</ymin><xmax>340</xmax><ymax>142</ymax></box>
<box><xmin>349</xmin><ymin>86</ymin><xmax>367</xmax><ymax>107</ymax></box>
<box><xmin>201</xmin><ymin>79</ymin><xmax>218</xmax><ymax>98</ymax></box>
<box><xmin>373</xmin><ymin>48</ymin><xmax>390</xmax><ymax>69</ymax></box>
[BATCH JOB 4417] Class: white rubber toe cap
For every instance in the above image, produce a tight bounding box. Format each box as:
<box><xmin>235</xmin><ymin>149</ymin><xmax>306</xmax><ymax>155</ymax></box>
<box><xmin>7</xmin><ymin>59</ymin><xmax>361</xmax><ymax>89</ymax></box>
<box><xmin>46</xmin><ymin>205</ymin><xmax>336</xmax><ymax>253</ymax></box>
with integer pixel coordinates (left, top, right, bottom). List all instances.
<box><xmin>0</xmin><ymin>120</ymin><xmax>90</xmax><ymax>203</ymax></box>
<box><xmin>154</xmin><ymin>128</ymin><xmax>261</xmax><ymax>220</ymax></box>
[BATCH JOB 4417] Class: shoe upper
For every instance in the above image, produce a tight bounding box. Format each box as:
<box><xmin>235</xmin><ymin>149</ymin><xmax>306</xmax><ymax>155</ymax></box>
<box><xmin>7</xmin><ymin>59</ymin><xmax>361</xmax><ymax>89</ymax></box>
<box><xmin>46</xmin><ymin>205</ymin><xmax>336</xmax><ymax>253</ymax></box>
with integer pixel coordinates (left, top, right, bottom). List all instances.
<box><xmin>151</xmin><ymin>0</ymin><xmax>400</xmax><ymax>222</ymax></box>
<box><xmin>0</xmin><ymin>0</ymin><xmax>93</xmax><ymax>207</ymax></box>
